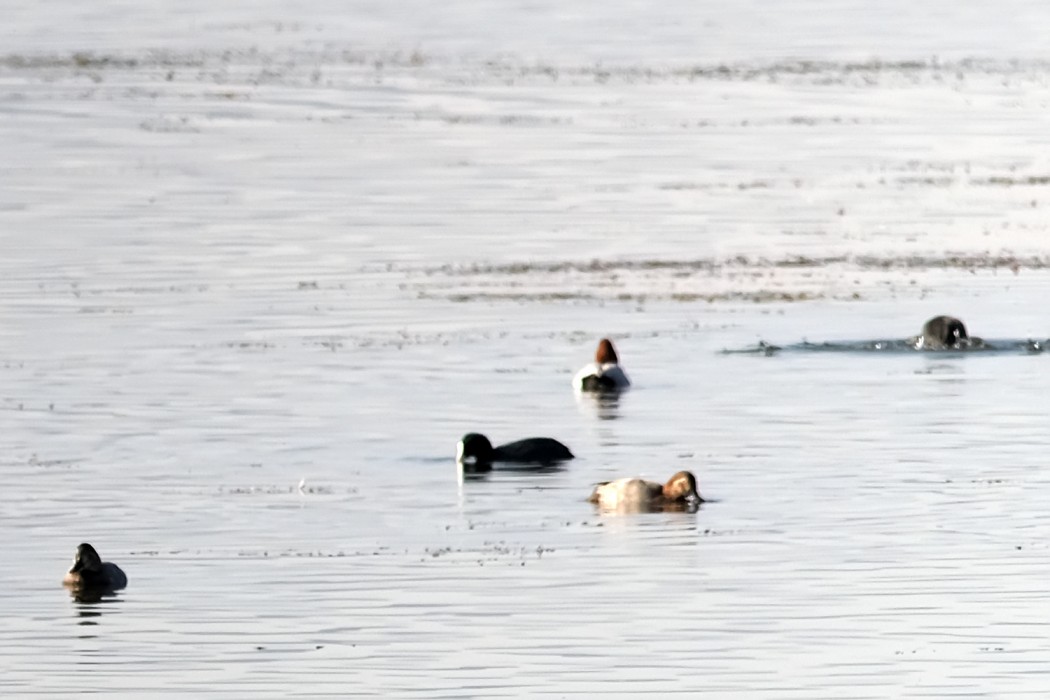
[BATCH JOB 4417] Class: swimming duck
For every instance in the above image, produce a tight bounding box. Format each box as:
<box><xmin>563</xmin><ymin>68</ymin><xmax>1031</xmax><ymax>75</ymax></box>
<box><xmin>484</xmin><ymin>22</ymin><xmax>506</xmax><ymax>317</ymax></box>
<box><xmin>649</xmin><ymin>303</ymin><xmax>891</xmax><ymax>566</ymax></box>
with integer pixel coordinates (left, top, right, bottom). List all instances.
<box><xmin>589</xmin><ymin>471</ymin><xmax>702</xmax><ymax>511</ymax></box>
<box><xmin>573</xmin><ymin>338</ymin><xmax>630</xmax><ymax>391</ymax></box>
<box><xmin>456</xmin><ymin>433</ymin><xmax>574</xmax><ymax>468</ymax></box>
<box><xmin>62</xmin><ymin>543</ymin><xmax>127</xmax><ymax>591</ymax></box>
<box><xmin>915</xmin><ymin>315</ymin><xmax>969</xmax><ymax>350</ymax></box>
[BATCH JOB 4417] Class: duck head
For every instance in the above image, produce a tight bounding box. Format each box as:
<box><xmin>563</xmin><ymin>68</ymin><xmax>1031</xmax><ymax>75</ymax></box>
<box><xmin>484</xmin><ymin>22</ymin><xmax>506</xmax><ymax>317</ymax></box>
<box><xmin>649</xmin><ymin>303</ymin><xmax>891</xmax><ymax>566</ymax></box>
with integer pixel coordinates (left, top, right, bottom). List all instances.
<box><xmin>595</xmin><ymin>338</ymin><xmax>619</xmax><ymax>364</ymax></box>
<box><xmin>923</xmin><ymin>315</ymin><xmax>968</xmax><ymax>348</ymax></box>
<box><xmin>663</xmin><ymin>471</ymin><xmax>702</xmax><ymax>503</ymax></box>
<box><xmin>69</xmin><ymin>543</ymin><xmax>103</xmax><ymax>575</ymax></box>
<box><xmin>457</xmin><ymin>433</ymin><xmax>495</xmax><ymax>466</ymax></box>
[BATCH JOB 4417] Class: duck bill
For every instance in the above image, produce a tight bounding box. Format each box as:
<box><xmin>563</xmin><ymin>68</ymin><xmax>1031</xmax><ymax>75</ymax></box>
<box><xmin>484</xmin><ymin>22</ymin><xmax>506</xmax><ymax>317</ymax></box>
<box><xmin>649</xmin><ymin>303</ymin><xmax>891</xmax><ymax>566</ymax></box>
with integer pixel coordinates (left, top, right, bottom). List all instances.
<box><xmin>455</xmin><ymin>442</ymin><xmax>469</xmax><ymax>464</ymax></box>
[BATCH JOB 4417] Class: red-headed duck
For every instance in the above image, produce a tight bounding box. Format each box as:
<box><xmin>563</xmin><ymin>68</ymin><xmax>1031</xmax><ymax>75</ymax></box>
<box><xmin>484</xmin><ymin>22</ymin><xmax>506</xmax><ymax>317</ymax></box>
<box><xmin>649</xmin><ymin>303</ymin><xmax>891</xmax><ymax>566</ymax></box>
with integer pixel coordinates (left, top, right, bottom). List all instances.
<box><xmin>456</xmin><ymin>433</ymin><xmax>574</xmax><ymax>469</ymax></box>
<box><xmin>589</xmin><ymin>471</ymin><xmax>702</xmax><ymax>511</ymax></box>
<box><xmin>573</xmin><ymin>338</ymin><xmax>630</xmax><ymax>392</ymax></box>
<box><xmin>62</xmin><ymin>543</ymin><xmax>127</xmax><ymax>592</ymax></box>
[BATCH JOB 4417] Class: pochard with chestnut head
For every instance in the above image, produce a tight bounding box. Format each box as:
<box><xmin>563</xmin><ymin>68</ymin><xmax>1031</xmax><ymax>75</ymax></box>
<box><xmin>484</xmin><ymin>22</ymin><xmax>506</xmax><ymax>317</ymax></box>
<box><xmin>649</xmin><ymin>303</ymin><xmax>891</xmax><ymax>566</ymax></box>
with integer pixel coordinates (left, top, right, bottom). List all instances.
<box><xmin>589</xmin><ymin>471</ymin><xmax>702</xmax><ymax>512</ymax></box>
<box><xmin>573</xmin><ymin>338</ymin><xmax>630</xmax><ymax>392</ymax></box>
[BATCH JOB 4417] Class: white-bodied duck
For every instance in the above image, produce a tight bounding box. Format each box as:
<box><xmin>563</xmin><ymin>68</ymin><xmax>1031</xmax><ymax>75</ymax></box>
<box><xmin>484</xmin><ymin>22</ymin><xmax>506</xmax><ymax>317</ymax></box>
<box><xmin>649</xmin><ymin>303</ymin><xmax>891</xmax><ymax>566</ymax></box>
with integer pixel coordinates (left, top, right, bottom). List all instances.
<box><xmin>573</xmin><ymin>338</ymin><xmax>630</xmax><ymax>392</ymax></box>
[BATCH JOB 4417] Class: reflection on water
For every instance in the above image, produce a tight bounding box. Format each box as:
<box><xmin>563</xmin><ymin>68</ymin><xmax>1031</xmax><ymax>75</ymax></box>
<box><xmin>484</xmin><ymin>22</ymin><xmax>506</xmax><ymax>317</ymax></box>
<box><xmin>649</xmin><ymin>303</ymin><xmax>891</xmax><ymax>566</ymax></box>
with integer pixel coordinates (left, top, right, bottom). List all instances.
<box><xmin>574</xmin><ymin>390</ymin><xmax>624</xmax><ymax>421</ymax></box>
<box><xmin>71</xmin><ymin>594</ymin><xmax>122</xmax><ymax>641</ymax></box>
<box><xmin>458</xmin><ymin>461</ymin><xmax>570</xmax><ymax>479</ymax></box>
<box><xmin>69</xmin><ymin>588</ymin><xmax>124</xmax><ymax>606</ymax></box>
<box><xmin>593</xmin><ymin>500</ymin><xmax>702</xmax><ymax>515</ymax></box>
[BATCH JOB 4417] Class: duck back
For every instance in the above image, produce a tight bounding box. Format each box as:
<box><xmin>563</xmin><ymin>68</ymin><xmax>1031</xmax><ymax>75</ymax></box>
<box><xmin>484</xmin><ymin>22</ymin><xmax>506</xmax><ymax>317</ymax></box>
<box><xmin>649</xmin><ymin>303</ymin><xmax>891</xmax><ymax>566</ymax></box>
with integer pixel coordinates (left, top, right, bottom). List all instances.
<box><xmin>495</xmin><ymin>437</ymin><xmax>574</xmax><ymax>464</ymax></box>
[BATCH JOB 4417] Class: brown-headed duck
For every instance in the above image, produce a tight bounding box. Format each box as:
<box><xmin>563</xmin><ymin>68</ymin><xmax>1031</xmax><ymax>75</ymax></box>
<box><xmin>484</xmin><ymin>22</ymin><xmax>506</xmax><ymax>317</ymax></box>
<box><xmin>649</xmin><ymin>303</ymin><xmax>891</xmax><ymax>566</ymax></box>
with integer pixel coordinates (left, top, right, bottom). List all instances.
<box><xmin>573</xmin><ymin>338</ymin><xmax>630</xmax><ymax>392</ymax></box>
<box><xmin>589</xmin><ymin>471</ymin><xmax>702</xmax><ymax>511</ymax></box>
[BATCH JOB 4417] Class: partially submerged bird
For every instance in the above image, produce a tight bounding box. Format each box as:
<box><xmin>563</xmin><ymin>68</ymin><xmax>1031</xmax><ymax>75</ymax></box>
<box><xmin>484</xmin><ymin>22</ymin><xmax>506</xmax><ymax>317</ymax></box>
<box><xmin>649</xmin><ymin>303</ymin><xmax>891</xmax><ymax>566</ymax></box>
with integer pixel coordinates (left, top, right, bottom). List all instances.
<box><xmin>914</xmin><ymin>315</ymin><xmax>971</xmax><ymax>350</ymax></box>
<box><xmin>573</xmin><ymin>338</ymin><xmax>631</xmax><ymax>392</ymax></box>
<box><xmin>589</xmin><ymin>470</ymin><xmax>702</xmax><ymax>511</ymax></box>
<box><xmin>62</xmin><ymin>543</ymin><xmax>127</xmax><ymax>592</ymax></box>
<box><xmin>456</xmin><ymin>433</ymin><xmax>574</xmax><ymax>469</ymax></box>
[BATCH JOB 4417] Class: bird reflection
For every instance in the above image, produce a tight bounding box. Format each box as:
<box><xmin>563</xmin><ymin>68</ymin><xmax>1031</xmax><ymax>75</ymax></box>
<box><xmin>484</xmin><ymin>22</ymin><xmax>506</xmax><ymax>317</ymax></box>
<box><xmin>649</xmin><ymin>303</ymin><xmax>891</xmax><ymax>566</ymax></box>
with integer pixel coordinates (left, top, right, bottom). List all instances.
<box><xmin>575</xmin><ymin>388</ymin><xmax>624</xmax><ymax>421</ymax></box>
<box><xmin>597</xmin><ymin>499</ymin><xmax>703</xmax><ymax>515</ymax></box>
<box><xmin>68</xmin><ymin>587</ymin><xmax>124</xmax><ymax>605</ymax></box>
<box><xmin>457</xmin><ymin>460</ymin><xmax>568</xmax><ymax>481</ymax></box>
<box><xmin>68</xmin><ymin>589</ymin><xmax>122</xmax><ymax>636</ymax></box>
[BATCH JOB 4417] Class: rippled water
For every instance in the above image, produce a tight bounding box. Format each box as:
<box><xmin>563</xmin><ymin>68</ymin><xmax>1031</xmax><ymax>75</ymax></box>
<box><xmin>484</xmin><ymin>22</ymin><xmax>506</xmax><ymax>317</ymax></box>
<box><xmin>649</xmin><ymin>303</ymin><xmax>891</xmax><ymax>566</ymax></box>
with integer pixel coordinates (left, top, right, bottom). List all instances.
<box><xmin>4</xmin><ymin>1</ymin><xmax>1050</xmax><ymax>697</ymax></box>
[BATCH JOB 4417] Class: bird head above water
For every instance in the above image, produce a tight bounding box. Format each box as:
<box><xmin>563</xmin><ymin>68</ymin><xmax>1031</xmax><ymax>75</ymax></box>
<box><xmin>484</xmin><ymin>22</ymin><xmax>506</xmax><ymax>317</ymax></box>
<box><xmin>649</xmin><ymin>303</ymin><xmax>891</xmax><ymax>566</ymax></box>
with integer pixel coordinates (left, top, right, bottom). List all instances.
<box><xmin>921</xmin><ymin>315</ymin><xmax>969</xmax><ymax>349</ymax></box>
<box><xmin>68</xmin><ymin>542</ymin><xmax>103</xmax><ymax>575</ymax></box>
<box><xmin>456</xmin><ymin>432</ymin><xmax>495</xmax><ymax>465</ymax></box>
<box><xmin>664</xmin><ymin>470</ymin><xmax>702</xmax><ymax>502</ymax></box>
<box><xmin>595</xmin><ymin>338</ymin><xmax>619</xmax><ymax>364</ymax></box>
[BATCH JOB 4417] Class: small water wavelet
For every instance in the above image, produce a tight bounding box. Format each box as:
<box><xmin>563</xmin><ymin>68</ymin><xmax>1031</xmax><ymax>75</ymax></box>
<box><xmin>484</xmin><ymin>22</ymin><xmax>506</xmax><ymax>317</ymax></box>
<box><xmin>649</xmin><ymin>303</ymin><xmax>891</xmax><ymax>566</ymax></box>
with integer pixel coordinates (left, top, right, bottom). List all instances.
<box><xmin>725</xmin><ymin>338</ymin><xmax>1046</xmax><ymax>356</ymax></box>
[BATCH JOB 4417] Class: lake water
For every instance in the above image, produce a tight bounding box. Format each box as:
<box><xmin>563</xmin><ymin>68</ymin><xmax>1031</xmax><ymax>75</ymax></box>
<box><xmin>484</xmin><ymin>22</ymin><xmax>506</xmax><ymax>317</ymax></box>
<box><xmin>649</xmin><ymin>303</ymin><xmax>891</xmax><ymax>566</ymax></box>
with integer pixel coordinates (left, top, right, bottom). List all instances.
<box><xmin>3</xmin><ymin>1</ymin><xmax>1050</xmax><ymax>697</ymax></box>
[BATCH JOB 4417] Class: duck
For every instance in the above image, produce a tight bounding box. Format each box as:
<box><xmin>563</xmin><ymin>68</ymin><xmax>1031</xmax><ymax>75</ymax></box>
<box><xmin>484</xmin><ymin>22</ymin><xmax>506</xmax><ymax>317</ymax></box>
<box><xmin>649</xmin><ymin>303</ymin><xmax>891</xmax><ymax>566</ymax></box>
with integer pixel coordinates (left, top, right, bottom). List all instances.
<box><xmin>456</xmin><ymin>433</ymin><xmax>574</xmax><ymax>468</ymax></box>
<box><xmin>573</xmin><ymin>338</ymin><xmax>630</xmax><ymax>392</ymax></box>
<box><xmin>915</xmin><ymin>315</ymin><xmax>970</xmax><ymax>350</ymax></box>
<box><xmin>588</xmin><ymin>471</ymin><xmax>702</xmax><ymax>511</ymax></box>
<box><xmin>62</xmin><ymin>543</ymin><xmax>127</xmax><ymax>591</ymax></box>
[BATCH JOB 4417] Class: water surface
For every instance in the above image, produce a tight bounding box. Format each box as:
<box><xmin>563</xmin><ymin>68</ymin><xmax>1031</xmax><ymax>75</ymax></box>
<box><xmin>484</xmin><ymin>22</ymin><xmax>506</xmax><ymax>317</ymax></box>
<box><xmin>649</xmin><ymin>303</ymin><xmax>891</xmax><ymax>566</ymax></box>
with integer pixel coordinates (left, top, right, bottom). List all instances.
<box><xmin>3</xmin><ymin>1</ymin><xmax>1050</xmax><ymax>697</ymax></box>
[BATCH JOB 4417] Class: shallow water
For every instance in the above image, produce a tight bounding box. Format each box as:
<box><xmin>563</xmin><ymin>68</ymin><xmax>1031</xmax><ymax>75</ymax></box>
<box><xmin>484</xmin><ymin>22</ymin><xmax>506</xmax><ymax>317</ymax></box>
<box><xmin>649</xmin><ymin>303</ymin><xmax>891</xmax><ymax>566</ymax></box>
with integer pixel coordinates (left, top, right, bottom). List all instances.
<box><xmin>4</xmin><ymin>1</ymin><xmax>1050</xmax><ymax>697</ymax></box>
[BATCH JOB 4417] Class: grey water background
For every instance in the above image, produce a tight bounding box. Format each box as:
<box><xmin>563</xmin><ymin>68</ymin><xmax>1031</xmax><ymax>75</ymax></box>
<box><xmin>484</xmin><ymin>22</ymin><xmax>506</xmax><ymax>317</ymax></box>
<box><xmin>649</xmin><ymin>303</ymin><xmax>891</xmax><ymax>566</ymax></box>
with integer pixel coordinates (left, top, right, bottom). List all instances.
<box><xmin>3</xmin><ymin>1</ymin><xmax>1050</xmax><ymax>696</ymax></box>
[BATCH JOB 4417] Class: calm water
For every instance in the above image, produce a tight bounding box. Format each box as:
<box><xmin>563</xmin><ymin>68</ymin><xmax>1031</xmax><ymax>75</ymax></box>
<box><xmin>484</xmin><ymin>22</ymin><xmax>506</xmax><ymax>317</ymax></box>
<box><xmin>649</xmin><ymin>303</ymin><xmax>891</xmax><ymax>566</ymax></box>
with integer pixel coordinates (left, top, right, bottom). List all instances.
<box><xmin>3</xmin><ymin>2</ymin><xmax>1050</xmax><ymax>697</ymax></box>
